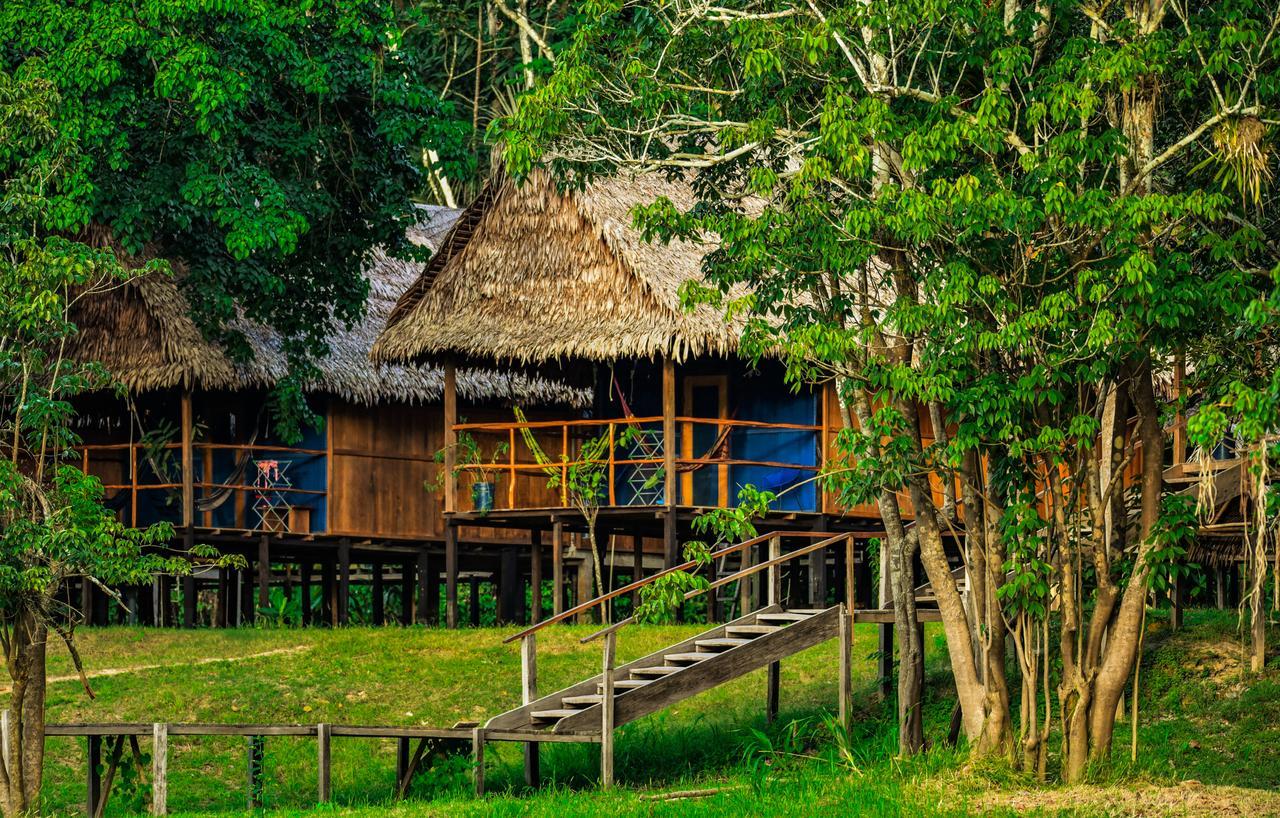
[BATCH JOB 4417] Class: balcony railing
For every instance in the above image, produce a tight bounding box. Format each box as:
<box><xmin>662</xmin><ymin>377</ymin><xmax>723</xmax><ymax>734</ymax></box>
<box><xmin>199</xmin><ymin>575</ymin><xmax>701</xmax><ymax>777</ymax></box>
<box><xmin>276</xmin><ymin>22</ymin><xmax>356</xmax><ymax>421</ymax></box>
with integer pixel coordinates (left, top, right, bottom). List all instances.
<box><xmin>450</xmin><ymin>415</ymin><xmax>823</xmax><ymax>513</ymax></box>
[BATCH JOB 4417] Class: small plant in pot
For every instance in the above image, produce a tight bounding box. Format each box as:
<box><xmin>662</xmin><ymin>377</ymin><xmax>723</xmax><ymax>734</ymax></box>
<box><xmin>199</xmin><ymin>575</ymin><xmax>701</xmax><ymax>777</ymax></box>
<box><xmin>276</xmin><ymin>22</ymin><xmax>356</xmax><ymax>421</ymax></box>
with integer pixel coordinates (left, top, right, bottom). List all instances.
<box><xmin>431</xmin><ymin>429</ymin><xmax>509</xmax><ymax>515</ymax></box>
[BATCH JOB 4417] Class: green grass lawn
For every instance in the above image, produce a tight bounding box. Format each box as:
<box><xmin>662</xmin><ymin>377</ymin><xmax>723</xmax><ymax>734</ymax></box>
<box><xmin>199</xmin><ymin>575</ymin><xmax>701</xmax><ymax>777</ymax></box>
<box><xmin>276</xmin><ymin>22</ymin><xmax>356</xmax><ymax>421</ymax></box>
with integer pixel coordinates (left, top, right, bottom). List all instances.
<box><xmin>13</xmin><ymin>609</ymin><xmax>1279</xmax><ymax>817</ymax></box>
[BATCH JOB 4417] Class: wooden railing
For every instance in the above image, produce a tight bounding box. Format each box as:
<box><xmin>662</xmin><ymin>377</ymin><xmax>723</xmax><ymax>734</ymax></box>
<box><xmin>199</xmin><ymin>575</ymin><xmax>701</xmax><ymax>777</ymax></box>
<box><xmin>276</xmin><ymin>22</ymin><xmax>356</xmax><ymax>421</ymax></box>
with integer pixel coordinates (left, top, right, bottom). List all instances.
<box><xmin>451</xmin><ymin>415</ymin><xmax>823</xmax><ymax>512</ymax></box>
<box><xmin>74</xmin><ymin>441</ymin><xmax>335</xmax><ymax>532</ymax></box>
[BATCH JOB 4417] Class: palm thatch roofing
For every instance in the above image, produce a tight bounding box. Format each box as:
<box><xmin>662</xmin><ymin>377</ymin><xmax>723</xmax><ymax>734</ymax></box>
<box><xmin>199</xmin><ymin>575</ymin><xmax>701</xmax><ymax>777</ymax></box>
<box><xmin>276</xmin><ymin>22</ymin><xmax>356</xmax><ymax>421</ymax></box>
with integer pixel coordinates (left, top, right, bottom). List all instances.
<box><xmin>372</xmin><ymin>170</ymin><xmax>744</xmax><ymax>367</ymax></box>
<box><xmin>68</xmin><ymin>207</ymin><xmax>589</xmax><ymax>406</ymax></box>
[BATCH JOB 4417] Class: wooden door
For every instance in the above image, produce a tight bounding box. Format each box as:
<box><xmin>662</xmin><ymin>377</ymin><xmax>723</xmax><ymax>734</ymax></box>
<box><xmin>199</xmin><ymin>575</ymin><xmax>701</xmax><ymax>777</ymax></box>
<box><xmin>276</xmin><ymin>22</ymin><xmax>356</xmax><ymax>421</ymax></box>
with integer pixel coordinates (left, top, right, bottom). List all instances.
<box><xmin>681</xmin><ymin>375</ymin><xmax>729</xmax><ymax>507</ymax></box>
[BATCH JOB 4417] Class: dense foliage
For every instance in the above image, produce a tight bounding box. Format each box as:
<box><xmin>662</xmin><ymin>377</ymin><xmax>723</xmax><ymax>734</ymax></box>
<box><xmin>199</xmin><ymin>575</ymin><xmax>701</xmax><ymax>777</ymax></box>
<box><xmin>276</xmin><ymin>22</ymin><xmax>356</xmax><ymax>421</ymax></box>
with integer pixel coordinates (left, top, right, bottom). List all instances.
<box><xmin>0</xmin><ymin>0</ymin><xmax>466</xmax><ymax>438</ymax></box>
<box><xmin>499</xmin><ymin>0</ymin><xmax>1280</xmax><ymax>779</ymax></box>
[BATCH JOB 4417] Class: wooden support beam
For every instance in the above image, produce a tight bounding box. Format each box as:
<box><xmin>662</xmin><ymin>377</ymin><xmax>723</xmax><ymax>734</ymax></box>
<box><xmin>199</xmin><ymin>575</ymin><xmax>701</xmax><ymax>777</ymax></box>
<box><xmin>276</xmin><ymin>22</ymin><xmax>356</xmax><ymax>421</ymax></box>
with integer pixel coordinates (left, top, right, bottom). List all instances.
<box><xmin>321</xmin><ymin>560</ymin><xmax>336</xmax><ymax>626</ymax></box>
<box><xmin>401</xmin><ymin>560</ymin><xmax>414</xmax><ymax>626</ymax></box>
<box><xmin>469</xmin><ymin>578</ymin><xmax>481</xmax><ymax>628</ymax></box>
<box><xmin>443</xmin><ymin>362</ymin><xmax>458</xmax><ymax>514</ymax></box>
<box><xmin>427</xmin><ymin>551</ymin><xmax>441</xmax><ymax>625</ymax></box>
<box><xmin>530</xmin><ymin>530</ymin><xmax>543</xmax><ymax>624</ymax></box>
<box><xmin>766</xmin><ymin>661</ymin><xmax>780</xmax><ymax>725</ymax></box>
<box><xmin>662</xmin><ymin>356</ymin><xmax>676</xmax><ymax>510</ymax></box>
<box><xmin>663</xmin><ymin>511</ymin><xmax>678</xmax><ymax>570</ymax></box>
<box><xmin>216</xmin><ymin>568</ymin><xmax>230</xmax><ymax>629</ymax></box>
<box><xmin>576</xmin><ymin>555</ymin><xmax>594</xmax><ymax>625</ymax></box>
<box><xmin>522</xmin><ymin>634</ymin><xmax>539</xmax><ymax>787</ymax></box>
<box><xmin>372</xmin><ymin>561</ymin><xmax>385</xmax><ymax>626</ymax></box>
<box><xmin>415</xmin><ymin>549</ymin><xmax>430</xmax><ymax>626</ymax></box>
<box><xmin>600</xmin><ymin>631</ymin><xmax>616</xmax><ymax>789</ymax></box>
<box><xmin>300</xmin><ymin>562</ymin><xmax>312</xmax><ymax>627</ymax></box>
<box><xmin>246</xmin><ymin>735</ymin><xmax>265</xmax><ymax>809</ymax></box>
<box><xmin>445</xmin><ymin>526</ymin><xmax>459</xmax><ymax>629</ymax></box>
<box><xmin>878</xmin><ymin>623</ymin><xmax>893</xmax><ymax>698</ymax></box>
<box><xmin>151</xmin><ymin>723</ymin><xmax>168</xmax><ymax>816</ymax></box>
<box><xmin>182</xmin><ymin>530</ymin><xmax>197</xmax><ymax>629</ymax></box>
<box><xmin>239</xmin><ymin>565</ymin><xmax>253</xmax><ymax>626</ymax></box>
<box><xmin>631</xmin><ymin>534</ymin><xmax>644</xmax><ymax>609</ymax></box>
<box><xmin>180</xmin><ymin>389</ymin><xmax>193</xmax><ymax>530</ymax></box>
<box><xmin>767</xmin><ymin>536</ymin><xmax>781</xmax><ymax>608</ymax></box>
<box><xmin>499</xmin><ymin>547</ymin><xmax>518</xmax><ymax>624</ymax></box>
<box><xmin>256</xmin><ymin>535</ymin><xmax>270</xmax><ymax>622</ymax></box>
<box><xmin>316</xmin><ymin>723</ymin><xmax>331</xmax><ymax>803</ymax></box>
<box><xmin>552</xmin><ymin>521</ymin><xmax>565</xmax><ymax>618</ymax></box>
<box><xmin>337</xmin><ymin>539</ymin><xmax>351</xmax><ymax>626</ymax></box>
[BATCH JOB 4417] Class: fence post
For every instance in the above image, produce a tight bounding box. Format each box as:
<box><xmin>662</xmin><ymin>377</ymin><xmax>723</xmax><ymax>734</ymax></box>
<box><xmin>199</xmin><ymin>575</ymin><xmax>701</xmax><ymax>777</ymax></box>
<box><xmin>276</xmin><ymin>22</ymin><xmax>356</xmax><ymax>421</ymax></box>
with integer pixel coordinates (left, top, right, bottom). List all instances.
<box><xmin>839</xmin><ymin>605</ymin><xmax>853</xmax><ymax>732</ymax></box>
<box><xmin>151</xmin><ymin>723</ymin><xmax>168</xmax><ymax>816</ymax></box>
<box><xmin>522</xmin><ymin>634</ymin><xmax>539</xmax><ymax>787</ymax></box>
<box><xmin>316</xmin><ymin>723</ymin><xmax>331</xmax><ymax>803</ymax></box>
<box><xmin>472</xmin><ymin>727</ymin><xmax>485</xmax><ymax>796</ymax></box>
<box><xmin>246</xmin><ymin>735</ymin><xmax>265</xmax><ymax>809</ymax></box>
<box><xmin>601</xmin><ymin>630</ymin><xmax>616</xmax><ymax>789</ymax></box>
<box><xmin>87</xmin><ymin>733</ymin><xmax>102</xmax><ymax>818</ymax></box>
<box><xmin>845</xmin><ymin>534</ymin><xmax>856</xmax><ymax>614</ymax></box>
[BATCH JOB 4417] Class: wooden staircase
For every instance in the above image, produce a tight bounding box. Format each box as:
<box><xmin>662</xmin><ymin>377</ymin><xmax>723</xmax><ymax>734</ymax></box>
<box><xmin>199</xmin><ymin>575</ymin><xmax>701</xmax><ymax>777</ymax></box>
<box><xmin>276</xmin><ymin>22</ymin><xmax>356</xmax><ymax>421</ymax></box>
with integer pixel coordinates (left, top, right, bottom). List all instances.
<box><xmin>485</xmin><ymin>604</ymin><xmax>844</xmax><ymax>737</ymax></box>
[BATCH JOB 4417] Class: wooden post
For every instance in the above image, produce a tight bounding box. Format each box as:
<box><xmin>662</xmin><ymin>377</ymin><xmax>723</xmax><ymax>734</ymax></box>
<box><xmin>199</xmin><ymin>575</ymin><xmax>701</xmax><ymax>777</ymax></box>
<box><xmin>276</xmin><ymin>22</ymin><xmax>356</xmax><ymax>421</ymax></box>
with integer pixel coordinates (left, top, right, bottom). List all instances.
<box><xmin>182</xmin><ymin>530</ymin><xmax>197</xmax><ymax>629</ymax></box>
<box><xmin>401</xmin><ymin>560</ymin><xmax>414</xmax><ymax>625</ymax></box>
<box><xmin>445</xmin><ymin>526</ymin><xmax>459</xmax><ymax>628</ymax></box>
<box><xmin>443</xmin><ymin>361</ymin><xmax>458</xmax><ymax>514</ymax></box>
<box><xmin>522</xmin><ymin>634</ymin><xmax>539</xmax><ymax>787</ymax></box>
<box><xmin>551</xmin><ymin>521</ymin><xmax>564</xmax><ymax>618</ymax></box>
<box><xmin>151</xmin><ymin>723</ymin><xmax>168</xmax><ymax>816</ymax></box>
<box><xmin>300</xmin><ymin>562</ymin><xmax>312</xmax><ymax>627</ymax></box>
<box><xmin>663</xmin><ymin>511</ymin><xmax>678</xmax><ymax>570</ymax></box>
<box><xmin>1171</xmin><ymin>570</ymin><xmax>1183</xmax><ymax>631</ymax></box>
<box><xmin>839</xmin><ymin>605</ymin><xmax>852</xmax><ymax>732</ymax></box>
<box><xmin>809</xmin><ymin>547</ymin><xmax>827</xmax><ymax>608</ymax></box>
<box><xmin>337</xmin><ymin>540</ymin><xmax>351</xmax><ymax>626</ymax></box>
<box><xmin>372</xmin><ymin>561</ymin><xmax>385</xmax><ymax>626</ymax></box>
<box><xmin>316</xmin><ymin>723</ymin><xmax>331</xmax><ymax>803</ymax></box>
<box><xmin>246</xmin><ymin>735</ymin><xmax>265</xmax><ymax>809</ymax></box>
<box><xmin>499</xmin><ymin>547</ymin><xmax>518</xmax><ymax>624</ymax></box>
<box><xmin>845</xmin><ymin>535</ymin><xmax>856</xmax><ymax>615</ymax></box>
<box><xmin>600</xmin><ymin>630</ymin><xmax>616</xmax><ymax>789</ymax></box>
<box><xmin>878</xmin><ymin>623</ymin><xmax>893</xmax><ymax>698</ymax></box>
<box><xmin>395</xmin><ymin>737</ymin><xmax>411</xmax><ymax>796</ymax></box>
<box><xmin>321</xmin><ymin>560</ymin><xmax>335</xmax><ymax>626</ymax></box>
<box><xmin>256</xmin><ymin>535</ymin><xmax>270</xmax><ymax>621</ymax></box>
<box><xmin>180</xmin><ymin>389</ymin><xmax>193</xmax><ymax>530</ymax></box>
<box><xmin>766</xmin><ymin>661</ymin><xmax>780</xmax><ymax>724</ymax></box>
<box><xmin>662</xmin><ymin>356</ymin><xmax>676</xmax><ymax>509</ymax></box>
<box><xmin>631</xmin><ymin>534</ymin><xmax>644</xmax><ymax>608</ymax></box>
<box><xmin>576</xmin><ymin>550</ymin><xmax>595</xmax><ymax>624</ymax></box>
<box><xmin>767</xmin><ymin>535</ymin><xmax>781</xmax><ymax>607</ymax></box>
<box><xmin>240</xmin><ymin>564</ymin><xmax>254</xmax><ymax>626</ymax></box>
<box><xmin>87</xmin><ymin>734</ymin><xmax>102</xmax><ymax>818</ymax></box>
<box><xmin>530</xmin><ymin>529</ymin><xmax>543</xmax><ymax>624</ymax></box>
<box><xmin>469</xmin><ymin>577</ymin><xmax>481</xmax><ymax>627</ymax></box>
<box><xmin>415</xmin><ymin>549</ymin><xmax>430</xmax><ymax>625</ymax></box>
<box><xmin>472</xmin><ymin>727</ymin><xmax>485</xmax><ymax>797</ymax></box>
<box><xmin>707</xmin><ymin>548</ymin><xmax>719</xmax><ymax>623</ymax></box>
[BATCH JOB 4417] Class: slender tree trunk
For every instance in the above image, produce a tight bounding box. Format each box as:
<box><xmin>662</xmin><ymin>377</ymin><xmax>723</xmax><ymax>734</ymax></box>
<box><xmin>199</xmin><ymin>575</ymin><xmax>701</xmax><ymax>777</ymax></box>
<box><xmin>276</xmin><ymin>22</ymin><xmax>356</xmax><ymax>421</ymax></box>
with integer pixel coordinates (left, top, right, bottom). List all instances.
<box><xmin>2</xmin><ymin>608</ymin><xmax>49</xmax><ymax>818</ymax></box>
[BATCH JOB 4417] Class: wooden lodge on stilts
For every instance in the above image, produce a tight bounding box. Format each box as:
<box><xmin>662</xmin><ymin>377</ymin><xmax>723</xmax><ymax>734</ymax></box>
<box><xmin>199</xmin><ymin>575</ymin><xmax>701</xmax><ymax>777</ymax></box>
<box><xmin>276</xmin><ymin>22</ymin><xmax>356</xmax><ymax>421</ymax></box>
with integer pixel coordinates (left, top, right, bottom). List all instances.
<box><xmin>372</xmin><ymin>170</ymin><xmax>964</xmax><ymax>631</ymax></box>
<box><xmin>67</xmin><ymin>207</ymin><xmax>591</xmax><ymax>628</ymax></box>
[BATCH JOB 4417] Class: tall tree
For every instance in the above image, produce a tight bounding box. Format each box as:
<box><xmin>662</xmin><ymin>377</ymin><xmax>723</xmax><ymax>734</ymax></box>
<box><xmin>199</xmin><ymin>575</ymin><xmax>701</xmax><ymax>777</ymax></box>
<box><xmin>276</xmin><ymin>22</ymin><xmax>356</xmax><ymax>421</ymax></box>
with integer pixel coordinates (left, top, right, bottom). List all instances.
<box><xmin>0</xmin><ymin>68</ymin><xmax>233</xmax><ymax>818</ymax></box>
<box><xmin>0</xmin><ymin>0</ymin><xmax>464</xmax><ymax>439</ymax></box>
<box><xmin>498</xmin><ymin>0</ymin><xmax>1279</xmax><ymax>777</ymax></box>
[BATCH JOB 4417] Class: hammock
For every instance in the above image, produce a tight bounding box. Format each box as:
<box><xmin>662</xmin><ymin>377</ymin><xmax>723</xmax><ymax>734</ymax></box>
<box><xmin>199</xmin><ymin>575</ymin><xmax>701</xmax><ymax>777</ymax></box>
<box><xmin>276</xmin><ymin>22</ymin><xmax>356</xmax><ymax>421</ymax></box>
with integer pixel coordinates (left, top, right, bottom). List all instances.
<box><xmin>610</xmin><ymin>373</ymin><xmax>733</xmax><ymax>473</ymax></box>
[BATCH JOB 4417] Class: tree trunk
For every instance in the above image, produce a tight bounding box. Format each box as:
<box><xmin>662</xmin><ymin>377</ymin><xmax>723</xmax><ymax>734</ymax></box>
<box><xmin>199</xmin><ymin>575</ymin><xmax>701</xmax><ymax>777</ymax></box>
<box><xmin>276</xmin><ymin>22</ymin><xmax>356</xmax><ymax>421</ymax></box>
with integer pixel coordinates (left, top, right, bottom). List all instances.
<box><xmin>2</xmin><ymin>608</ymin><xmax>49</xmax><ymax>817</ymax></box>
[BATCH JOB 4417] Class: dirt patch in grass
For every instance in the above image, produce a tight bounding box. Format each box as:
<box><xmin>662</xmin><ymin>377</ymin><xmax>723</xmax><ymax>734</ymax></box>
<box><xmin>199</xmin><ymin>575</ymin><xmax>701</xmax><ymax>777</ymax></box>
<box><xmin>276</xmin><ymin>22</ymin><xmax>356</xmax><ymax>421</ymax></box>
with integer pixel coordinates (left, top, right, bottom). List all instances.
<box><xmin>983</xmin><ymin>781</ymin><xmax>1280</xmax><ymax>817</ymax></box>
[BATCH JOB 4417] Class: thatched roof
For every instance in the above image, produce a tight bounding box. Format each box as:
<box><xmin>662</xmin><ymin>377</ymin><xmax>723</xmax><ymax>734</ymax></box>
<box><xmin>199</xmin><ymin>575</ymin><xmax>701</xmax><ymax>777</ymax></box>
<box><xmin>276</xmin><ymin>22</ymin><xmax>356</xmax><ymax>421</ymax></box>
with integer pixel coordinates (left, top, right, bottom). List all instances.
<box><xmin>372</xmin><ymin>170</ymin><xmax>744</xmax><ymax>366</ymax></box>
<box><xmin>68</xmin><ymin>207</ymin><xmax>589</xmax><ymax>406</ymax></box>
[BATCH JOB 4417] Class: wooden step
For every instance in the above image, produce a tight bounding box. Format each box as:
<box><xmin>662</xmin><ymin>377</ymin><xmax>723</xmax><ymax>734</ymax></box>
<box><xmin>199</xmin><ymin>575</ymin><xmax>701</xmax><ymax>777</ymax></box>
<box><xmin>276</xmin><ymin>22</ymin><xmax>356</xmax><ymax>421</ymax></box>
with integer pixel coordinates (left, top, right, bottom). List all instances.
<box><xmin>598</xmin><ymin>678</ymin><xmax>652</xmax><ymax>691</ymax></box>
<box><xmin>725</xmin><ymin>624</ymin><xmax>782</xmax><ymax>636</ymax></box>
<box><xmin>631</xmin><ymin>666</ymin><xmax>682</xmax><ymax>677</ymax></box>
<box><xmin>561</xmin><ymin>694</ymin><xmax>604</xmax><ymax>706</ymax></box>
<box><xmin>756</xmin><ymin>612</ymin><xmax>811</xmax><ymax>623</ymax></box>
<box><xmin>785</xmin><ymin>609</ymin><xmax>825</xmax><ymax>615</ymax></box>
<box><xmin>531</xmin><ymin>709</ymin><xmax>581</xmax><ymax>721</ymax></box>
<box><xmin>664</xmin><ymin>652</ymin><xmax>714</xmax><ymax>663</ymax></box>
<box><xmin>695</xmin><ymin>637</ymin><xmax>752</xmax><ymax>650</ymax></box>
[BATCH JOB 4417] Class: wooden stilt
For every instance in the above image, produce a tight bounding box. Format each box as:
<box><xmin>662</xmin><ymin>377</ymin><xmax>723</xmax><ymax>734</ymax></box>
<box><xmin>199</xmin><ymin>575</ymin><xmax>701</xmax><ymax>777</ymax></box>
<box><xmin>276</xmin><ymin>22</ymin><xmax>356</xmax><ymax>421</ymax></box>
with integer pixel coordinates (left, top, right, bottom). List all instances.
<box><xmin>426</xmin><ymin>552</ymin><xmax>441</xmax><ymax>625</ymax></box>
<box><xmin>182</xmin><ymin>530</ymin><xmax>197</xmax><ymax>629</ymax></box>
<box><xmin>372</xmin><ymin>561</ymin><xmax>384</xmax><ymax>626</ymax></box>
<box><xmin>300</xmin><ymin>562</ymin><xmax>312</xmax><ymax>627</ymax></box>
<box><xmin>321</xmin><ymin>560</ymin><xmax>336</xmax><ymax>626</ymax></box>
<box><xmin>551</xmin><ymin>521</ymin><xmax>564</xmax><ymax>618</ymax></box>
<box><xmin>662</xmin><ymin>510</ymin><xmax>678</xmax><ymax>570</ymax></box>
<box><xmin>631</xmin><ymin>534</ymin><xmax>644</xmax><ymax>609</ymax></box>
<box><xmin>216</xmin><ymin>568</ymin><xmax>230</xmax><ymax>628</ymax></box>
<box><xmin>469</xmin><ymin>577</ymin><xmax>481</xmax><ymax>627</ymax></box>
<box><xmin>530</xmin><ymin>529</ymin><xmax>543</xmax><ymax>624</ymax></box>
<box><xmin>415</xmin><ymin>549</ymin><xmax>430</xmax><ymax>625</ymax></box>
<box><xmin>499</xmin><ymin>547</ymin><xmax>518</xmax><ymax>624</ymax></box>
<box><xmin>337</xmin><ymin>539</ymin><xmax>351</xmax><ymax>626</ymax></box>
<box><xmin>878</xmin><ymin>624</ymin><xmax>893</xmax><ymax>698</ymax></box>
<box><xmin>576</xmin><ymin>552</ymin><xmax>595</xmax><ymax>624</ymax></box>
<box><xmin>239</xmin><ymin>564</ymin><xmax>253</xmax><ymax>626</ymax></box>
<box><xmin>256</xmin><ymin>535</ymin><xmax>270</xmax><ymax>621</ymax></box>
<box><xmin>401</xmin><ymin>560</ymin><xmax>414</xmax><ymax>625</ymax></box>
<box><xmin>445</xmin><ymin>526</ymin><xmax>459</xmax><ymax>629</ymax></box>
<box><xmin>766</xmin><ymin>661</ymin><xmax>780</xmax><ymax>724</ymax></box>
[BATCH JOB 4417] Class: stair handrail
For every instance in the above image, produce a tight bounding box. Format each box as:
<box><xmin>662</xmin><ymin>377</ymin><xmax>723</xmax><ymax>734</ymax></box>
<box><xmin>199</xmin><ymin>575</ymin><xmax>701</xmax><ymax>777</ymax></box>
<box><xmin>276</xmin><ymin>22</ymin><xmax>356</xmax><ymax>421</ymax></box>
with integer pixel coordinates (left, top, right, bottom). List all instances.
<box><xmin>502</xmin><ymin>530</ymin><xmax>838</xmax><ymax>644</ymax></box>
<box><xmin>579</xmin><ymin>532</ymin><xmax>854</xmax><ymax>644</ymax></box>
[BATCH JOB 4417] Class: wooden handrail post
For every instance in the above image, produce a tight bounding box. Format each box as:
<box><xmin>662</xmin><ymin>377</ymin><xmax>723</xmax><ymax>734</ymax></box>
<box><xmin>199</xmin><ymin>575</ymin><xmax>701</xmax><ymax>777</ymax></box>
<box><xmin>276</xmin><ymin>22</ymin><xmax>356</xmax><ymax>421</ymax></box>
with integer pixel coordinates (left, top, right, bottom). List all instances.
<box><xmin>845</xmin><ymin>534</ymin><xmax>856</xmax><ymax>614</ymax></box>
<box><xmin>443</xmin><ymin>362</ymin><xmax>457</xmax><ymax>514</ymax></box>
<box><xmin>508</xmin><ymin>427</ymin><xmax>517</xmax><ymax>510</ymax></box>
<box><xmin>839</xmin><ymin>604</ymin><xmax>852</xmax><ymax>732</ymax></box>
<box><xmin>600</xmin><ymin>630</ymin><xmax>616</xmax><ymax>789</ymax></box>
<box><xmin>521</xmin><ymin>633</ymin><xmax>539</xmax><ymax>786</ymax></box>
<box><xmin>317</xmin><ymin>723</ymin><xmax>331</xmax><ymax>803</ymax></box>
<box><xmin>607</xmin><ymin>422</ymin><xmax>616</xmax><ymax>507</ymax></box>
<box><xmin>767</xmin><ymin>535</ymin><xmax>781</xmax><ymax>608</ymax></box>
<box><xmin>472</xmin><ymin>727</ymin><xmax>485</xmax><ymax>796</ymax></box>
<box><xmin>662</xmin><ymin>356</ymin><xmax>676</xmax><ymax>508</ymax></box>
<box><xmin>180</xmin><ymin>388</ymin><xmax>193</xmax><ymax>530</ymax></box>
